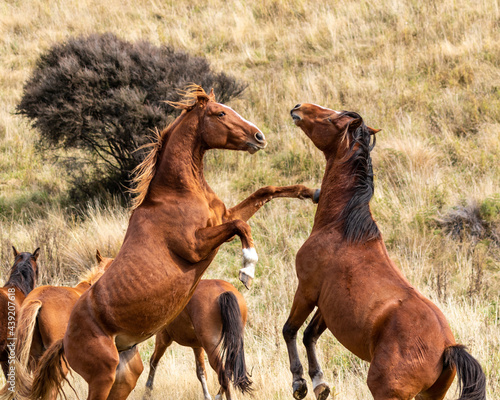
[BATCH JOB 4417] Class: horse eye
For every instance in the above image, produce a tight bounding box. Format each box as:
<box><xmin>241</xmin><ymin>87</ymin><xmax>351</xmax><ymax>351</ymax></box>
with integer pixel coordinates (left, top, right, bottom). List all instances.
<box><xmin>218</xmin><ymin>112</ymin><xmax>226</xmax><ymax>117</ymax></box>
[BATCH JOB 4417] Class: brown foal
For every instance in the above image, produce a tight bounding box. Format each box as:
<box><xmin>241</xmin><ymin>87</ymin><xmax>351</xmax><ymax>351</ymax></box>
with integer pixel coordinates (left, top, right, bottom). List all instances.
<box><xmin>30</xmin><ymin>86</ymin><xmax>316</xmax><ymax>400</ymax></box>
<box><xmin>0</xmin><ymin>247</ymin><xmax>39</xmax><ymax>382</ymax></box>
<box><xmin>144</xmin><ymin>279</ymin><xmax>249</xmax><ymax>400</ymax></box>
<box><xmin>283</xmin><ymin>103</ymin><xmax>486</xmax><ymax>400</ymax></box>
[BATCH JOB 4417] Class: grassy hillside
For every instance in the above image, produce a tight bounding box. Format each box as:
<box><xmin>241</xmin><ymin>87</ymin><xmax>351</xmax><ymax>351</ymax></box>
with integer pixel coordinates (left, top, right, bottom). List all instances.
<box><xmin>1</xmin><ymin>0</ymin><xmax>499</xmax><ymax>398</ymax></box>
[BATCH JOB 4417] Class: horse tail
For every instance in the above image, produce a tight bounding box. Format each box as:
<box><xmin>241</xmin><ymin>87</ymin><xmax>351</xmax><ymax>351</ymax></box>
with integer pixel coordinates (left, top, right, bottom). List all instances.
<box><xmin>0</xmin><ymin>300</ymin><xmax>43</xmax><ymax>400</ymax></box>
<box><xmin>217</xmin><ymin>291</ymin><xmax>252</xmax><ymax>394</ymax></box>
<box><xmin>17</xmin><ymin>300</ymin><xmax>42</xmax><ymax>371</ymax></box>
<box><xmin>444</xmin><ymin>344</ymin><xmax>486</xmax><ymax>400</ymax></box>
<box><xmin>30</xmin><ymin>339</ymin><xmax>72</xmax><ymax>400</ymax></box>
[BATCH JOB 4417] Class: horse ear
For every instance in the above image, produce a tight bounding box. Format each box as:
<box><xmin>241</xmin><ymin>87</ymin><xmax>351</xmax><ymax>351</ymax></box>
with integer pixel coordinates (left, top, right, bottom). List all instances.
<box><xmin>348</xmin><ymin>117</ymin><xmax>363</xmax><ymax>130</ymax></box>
<box><xmin>12</xmin><ymin>246</ymin><xmax>18</xmax><ymax>257</ymax></box>
<box><xmin>368</xmin><ymin>127</ymin><xmax>381</xmax><ymax>134</ymax></box>
<box><xmin>32</xmin><ymin>248</ymin><xmax>41</xmax><ymax>261</ymax></box>
<box><xmin>96</xmin><ymin>249</ymin><xmax>103</xmax><ymax>263</ymax></box>
<box><xmin>208</xmin><ymin>88</ymin><xmax>216</xmax><ymax>102</ymax></box>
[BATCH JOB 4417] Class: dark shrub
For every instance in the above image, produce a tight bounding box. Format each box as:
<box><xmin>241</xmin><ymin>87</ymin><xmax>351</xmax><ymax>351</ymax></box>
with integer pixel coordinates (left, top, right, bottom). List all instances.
<box><xmin>435</xmin><ymin>200</ymin><xmax>500</xmax><ymax>245</ymax></box>
<box><xmin>17</xmin><ymin>33</ymin><xmax>246</xmax><ymax>202</ymax></box>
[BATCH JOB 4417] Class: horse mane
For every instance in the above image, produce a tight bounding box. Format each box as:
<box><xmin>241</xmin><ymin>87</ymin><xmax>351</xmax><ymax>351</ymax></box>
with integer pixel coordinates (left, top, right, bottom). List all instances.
<box><xmin>129</xmin><ymin>85</ymin><xmax>211</xmax><ymax>210</ymax></box>
<box><xmin>5</xmin><ymin>257</ymin><xmax>37</xmax><ymax>296</ymax></box>
<box><xmin>338</xmin><ymin>111</ymin><xmax>381</xmax><ymax>244</ymax></box>
<box><xmin>77</xmin><ymin>265</ymin><xmax>105</xmax><ymax>286</ymax></box>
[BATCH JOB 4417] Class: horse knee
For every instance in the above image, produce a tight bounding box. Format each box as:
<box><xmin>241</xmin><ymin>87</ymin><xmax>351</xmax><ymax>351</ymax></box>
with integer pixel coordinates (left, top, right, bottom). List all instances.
<box><xmin>283</xmin><ymin>323</ymin><xmax>297</xmax><ymax>342</ymax></box>
<box><xmin>303</xmin><ymin>325</ymin><xmax>317</xmax><ymax>347</ymax></box>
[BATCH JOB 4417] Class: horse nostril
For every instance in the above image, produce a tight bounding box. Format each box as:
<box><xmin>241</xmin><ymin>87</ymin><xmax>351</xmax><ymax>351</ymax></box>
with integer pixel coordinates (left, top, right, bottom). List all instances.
<box><xmin>293</xmin><ymin>104</ymin><xmax>301</xmax><ymax>109</ymax></box>
<box><xmin>255</xmin><ymin>132</ymin><xmax>265</xmax><ymax>143</ymax></box>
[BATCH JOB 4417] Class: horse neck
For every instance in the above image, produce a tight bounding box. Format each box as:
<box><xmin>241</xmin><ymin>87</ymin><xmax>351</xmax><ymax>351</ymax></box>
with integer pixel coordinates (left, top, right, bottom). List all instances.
<box><xmin>149</xmin><ymin>112</ymin><xmax>208</xmax><ymax>196</ymax></box>
<box><xmin>314</xmin><ymin>148</ymin><xmax>380</xmax><ymax>243</ymax></box>
<box><xmin>313</xmin><ymin>155</ymin><xmax>357</xmax><ymax>228</ymax></box>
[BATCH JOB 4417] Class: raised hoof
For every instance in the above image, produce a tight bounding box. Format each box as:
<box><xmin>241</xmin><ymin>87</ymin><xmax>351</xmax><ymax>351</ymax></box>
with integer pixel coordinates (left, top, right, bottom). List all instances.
<box><xmin>314</xmin><ymin>383</ymin><xmax>331</xmax><ymax>400</ymax></box>
<box><xmin>239</xmin><ymin>270</ymin><xmax>253</xmax><ymax>289</ymax></box>
<box><xmin>292</xmin><ymin>379</ymin><xmax>308</xmax><ymax>399</ymax></box>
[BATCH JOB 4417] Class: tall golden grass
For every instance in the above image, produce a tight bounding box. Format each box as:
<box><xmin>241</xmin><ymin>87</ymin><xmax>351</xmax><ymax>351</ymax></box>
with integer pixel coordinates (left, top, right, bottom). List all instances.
<box><xmin>1</xmin><ymin>0</ymin><xmax>499</xmax><ymax>398</ymax></box>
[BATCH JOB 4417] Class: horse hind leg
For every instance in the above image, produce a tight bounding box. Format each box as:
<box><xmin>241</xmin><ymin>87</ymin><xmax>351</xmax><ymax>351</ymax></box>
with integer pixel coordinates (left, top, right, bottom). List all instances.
<box><xmin>193</xmin><ymin>347</ymin><xmax>212</xmax><ymax>400</ymax></box>
<box><xmin>205</xmin><ymin>347</ymin><xmax>230</xmax><ymax>400</ymax></box>
<box><xmin>303</xmin><ymin>310</ymin><xmax>330</xmax><ymax>400</ymax></box>
<box><xmin>283</xmin><ymin>287</ymin><xmax>316</xmax><ymax>400</ymax></box>
<box><xmin>416</xmin><ymin>365</ymin><xmax>455</xmax><ymax>400</ymax></box>
<box><xmin>107</xmin><ymin>346</ymin><xmax>144</xmax><ymax>400</ymax></box>
<box><xmin>144</xmin><ymin>330</ymin><xmax>173</xmax><ymax>399</ymax></box>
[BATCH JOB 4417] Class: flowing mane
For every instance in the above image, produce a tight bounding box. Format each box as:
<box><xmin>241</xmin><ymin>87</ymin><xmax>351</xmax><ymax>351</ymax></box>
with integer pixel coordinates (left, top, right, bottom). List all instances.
<box><xmin>338</xmin><ymin>111</ymin><xmax>380</xmax><ymax>244</ymax></box>
<box><xmin>130</xmin><ymin>85</ymin><xmax>212</xmax><ymax>210</ymax></box>
<box><xmin>77</xmin><ymin>265</ymin><xmax>105</xmax><ymax>286</ymax></box>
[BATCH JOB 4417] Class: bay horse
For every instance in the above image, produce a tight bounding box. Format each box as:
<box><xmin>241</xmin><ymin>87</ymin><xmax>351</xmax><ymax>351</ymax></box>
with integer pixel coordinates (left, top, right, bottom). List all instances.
<box><xmin>144</xmin><ymin>279</ymin><xmax>249</xmax><ymax>400</ymax></box>
<box><xmin>30</xmin><ymin>86</ymin><xmax>317</xmax><ymax>400</ymax></box>
<box><xmin>283</xmin><ymin>103</ymin><xmax>486</xmax><ymax>400</ymax></box>
<box><xmin>0</xmin><ymin>247</ymin><xmax>39</xmax><ymax>382</ymax></box>
<box><xmin>1</xmin><ymin>250</ymin><xmax>113</xmax><ymax>400</ymax></box>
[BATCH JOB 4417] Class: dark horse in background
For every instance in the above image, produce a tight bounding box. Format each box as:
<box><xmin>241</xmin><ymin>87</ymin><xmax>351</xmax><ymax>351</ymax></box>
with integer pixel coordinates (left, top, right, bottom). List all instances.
<box><xmin>283</xmin><ymin>103</ymin><xmax>486</xmax><ymax>400</ymax></box>
<box><xmin>30</xmin><ymin>86</ymin><xmax>317</xmax><ymax>400</ymax></box>
<box><xmin>0</xmin><ymin>247</ymin><xmax>39</xmax><ymax>380</ymax></box>
<box><xmin>144</xmin><ymin>279</ymin><xmax>249</xmax><ymax>400</ymax></box>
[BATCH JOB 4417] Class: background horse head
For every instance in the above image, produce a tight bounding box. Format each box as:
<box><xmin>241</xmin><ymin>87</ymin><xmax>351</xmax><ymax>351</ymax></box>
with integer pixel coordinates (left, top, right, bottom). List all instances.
<box><xmin>3</xmin><ymin>247</ymin><xmax>40</xmax><ymax>296</ymax></box>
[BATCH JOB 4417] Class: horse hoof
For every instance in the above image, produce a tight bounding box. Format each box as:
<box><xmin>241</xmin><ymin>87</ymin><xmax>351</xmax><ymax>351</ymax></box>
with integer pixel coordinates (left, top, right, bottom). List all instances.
<box><xmin>314</xmin><ymin>383</ymin><xmax>331</xmax><ymax>400</ymax></box>
<box><xmin>239</xmin><ymin>270</ymin><xmax>253</xmax><ymax>289</ymax></box>
<box><xmin>312</xmin><ymin>188</ymin><xmax>321</xmax><ymax>203</ymax></box>
<box><xmin>142</xmin><ymin>388</ymin><xmax>152</xmax><ymax>400</ymax></box>
<box><xmin>292</xmin><ymin>379</ymin><xmax>308</xmax><ymax>399</ymax></box>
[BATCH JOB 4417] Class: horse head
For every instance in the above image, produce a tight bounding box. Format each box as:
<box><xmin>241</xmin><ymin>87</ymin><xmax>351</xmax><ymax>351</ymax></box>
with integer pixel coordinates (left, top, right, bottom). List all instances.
<box><xmin>7</xmin><ymin>246</ymin><xmax>40</xmax><ymax>295</ymax></box>
<box><xmin>174</xmin><ymin>86</ymin><xmax>267</xmax><ymax>153</ymax></box>
<box><xmin>290</xmin><ymin>103</ymin><xmax>379</xmax><ymax>159</ymax></box>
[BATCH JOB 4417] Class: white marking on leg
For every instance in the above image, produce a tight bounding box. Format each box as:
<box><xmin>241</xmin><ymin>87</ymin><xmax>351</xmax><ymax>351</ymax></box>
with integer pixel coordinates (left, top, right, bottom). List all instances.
<box><xmin>312</xmin><ymin>372</ymin><xmax>326</xmax><ymax>390</ymax></box>
<box><xmin>242</xmin><ymin>247</ymin><xmax>258</xmax><ymax>272</ymax></box>
<box><xmin>200</xmin><ymin>375</ymin><xmax>212</xmax><ymax>400</ymax></box>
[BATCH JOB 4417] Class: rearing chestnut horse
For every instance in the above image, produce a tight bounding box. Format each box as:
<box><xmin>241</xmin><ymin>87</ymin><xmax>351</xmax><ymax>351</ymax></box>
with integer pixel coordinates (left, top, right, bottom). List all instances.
<box><xmin>283</xmin><ymin>103</ymin><xmax>486</xmax><ymax>400</ymax></box>
<box><xmin>30</xmin><ymin>86</ymin><xmax>317</xmax><ymax>400</ymax></box>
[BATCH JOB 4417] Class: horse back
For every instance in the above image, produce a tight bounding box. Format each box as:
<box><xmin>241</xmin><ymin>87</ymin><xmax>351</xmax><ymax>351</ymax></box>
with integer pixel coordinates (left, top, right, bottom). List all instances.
<box><xmin>26</xmin><ymin>285</ymin><xmax>82</xmax><ymax>348</ymax></box>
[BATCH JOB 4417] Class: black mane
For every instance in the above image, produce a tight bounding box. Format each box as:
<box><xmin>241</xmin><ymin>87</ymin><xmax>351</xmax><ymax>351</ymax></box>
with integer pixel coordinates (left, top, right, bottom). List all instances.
<box><xmin>4</xmin><ymin>254</ymin><xmax>38</xmax><ymax>296</ymax></box>
<box><xmin>339</xmin><ymin>111</ymin><xmax>380</xmax><ymax>244</ymax></box>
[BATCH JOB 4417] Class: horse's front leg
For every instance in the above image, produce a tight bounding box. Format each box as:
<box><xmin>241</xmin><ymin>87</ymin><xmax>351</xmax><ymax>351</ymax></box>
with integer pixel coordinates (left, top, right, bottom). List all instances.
<box><xmin>226</xmin><ymin>185</ymin><xmax>320</xmax><ymax>223</ymax></box>
<box><xmin>191</xmin><ymin>221</ymin><xmax>257</xmax><ymax>288</ymax></box>
<box><xmin>283</xmin><ymin>286</ymin><xmax>316</xmax><ymax>400</ymax></box>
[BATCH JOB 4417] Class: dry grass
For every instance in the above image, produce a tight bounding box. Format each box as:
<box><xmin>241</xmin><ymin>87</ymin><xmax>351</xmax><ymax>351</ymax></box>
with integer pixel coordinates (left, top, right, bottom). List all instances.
<box><xmin>1</xmin><ymin>0</ymin><xmax>499</xmax><ymax>398</ymax></box>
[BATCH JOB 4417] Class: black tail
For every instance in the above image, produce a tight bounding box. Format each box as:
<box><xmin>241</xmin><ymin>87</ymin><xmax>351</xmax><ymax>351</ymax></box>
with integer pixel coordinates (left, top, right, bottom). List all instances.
<box><xmin>218</xmin><ymin>291</ymin><xmax>252</xmax><ymax>394</ymax></box>
<box><xmin>444</xmin><ymin>345</ymin><xmax>486</xmax><ymax>400</ymax></box>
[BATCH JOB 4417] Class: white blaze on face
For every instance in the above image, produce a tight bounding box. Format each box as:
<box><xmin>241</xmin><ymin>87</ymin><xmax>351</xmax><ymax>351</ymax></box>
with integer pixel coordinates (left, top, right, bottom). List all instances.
<box><xmin>220</xmin><ymin>104</ymin><xmax>262</xmax><ymax>133</ymax></box>
<box><xmin>310</xmin><ymin>103</ymin><xmax>340</xmax><ymax>114</ymax></box>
